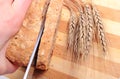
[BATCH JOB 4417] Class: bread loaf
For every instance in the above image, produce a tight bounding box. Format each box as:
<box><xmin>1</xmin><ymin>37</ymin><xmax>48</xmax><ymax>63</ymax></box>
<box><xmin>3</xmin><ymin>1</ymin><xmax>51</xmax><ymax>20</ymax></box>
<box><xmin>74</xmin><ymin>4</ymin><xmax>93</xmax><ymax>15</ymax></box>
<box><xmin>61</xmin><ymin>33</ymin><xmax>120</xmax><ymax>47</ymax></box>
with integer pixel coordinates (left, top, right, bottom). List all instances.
<box><xmin>6</xmin><ymin>0</ymin><xmax>63</xmax><ymax>70</ymax></box>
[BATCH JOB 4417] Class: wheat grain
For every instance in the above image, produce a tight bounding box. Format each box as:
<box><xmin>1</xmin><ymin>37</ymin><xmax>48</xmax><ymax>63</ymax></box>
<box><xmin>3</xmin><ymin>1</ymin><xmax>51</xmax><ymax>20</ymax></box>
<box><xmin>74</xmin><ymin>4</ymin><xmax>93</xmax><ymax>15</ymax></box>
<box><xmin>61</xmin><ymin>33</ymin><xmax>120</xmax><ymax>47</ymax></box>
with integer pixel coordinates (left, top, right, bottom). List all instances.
<box><xmin>84</xmin><ymin>4</ymin><xmax>94</xmax><ymax>56</ymax></box>
<box><xmin>92</xmin><ymin>5</ymin><xmax>107</xmax><ymax>54</ymax></box>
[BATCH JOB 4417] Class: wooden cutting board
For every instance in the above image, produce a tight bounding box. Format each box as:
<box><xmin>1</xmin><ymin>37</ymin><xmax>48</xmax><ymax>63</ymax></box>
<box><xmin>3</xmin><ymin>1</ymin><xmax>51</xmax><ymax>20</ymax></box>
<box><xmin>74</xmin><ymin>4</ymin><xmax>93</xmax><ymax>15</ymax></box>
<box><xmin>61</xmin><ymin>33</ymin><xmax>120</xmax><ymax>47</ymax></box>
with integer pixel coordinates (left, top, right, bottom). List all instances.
<box><xmin>5</xmin><ymin>0</ymin><xmax>120</xmax><ymax>79</ymax></box>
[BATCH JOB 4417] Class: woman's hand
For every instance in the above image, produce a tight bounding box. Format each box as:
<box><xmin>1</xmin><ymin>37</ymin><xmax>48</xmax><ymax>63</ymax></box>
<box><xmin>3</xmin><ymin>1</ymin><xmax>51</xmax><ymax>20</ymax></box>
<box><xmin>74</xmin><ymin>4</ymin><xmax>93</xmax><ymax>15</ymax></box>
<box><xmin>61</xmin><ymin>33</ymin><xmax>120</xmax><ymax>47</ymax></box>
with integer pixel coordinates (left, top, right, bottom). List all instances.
<box><xmin>0</xmin><ymin>0</ymin><xmax>32</xmax><ymax>75</ymax></box>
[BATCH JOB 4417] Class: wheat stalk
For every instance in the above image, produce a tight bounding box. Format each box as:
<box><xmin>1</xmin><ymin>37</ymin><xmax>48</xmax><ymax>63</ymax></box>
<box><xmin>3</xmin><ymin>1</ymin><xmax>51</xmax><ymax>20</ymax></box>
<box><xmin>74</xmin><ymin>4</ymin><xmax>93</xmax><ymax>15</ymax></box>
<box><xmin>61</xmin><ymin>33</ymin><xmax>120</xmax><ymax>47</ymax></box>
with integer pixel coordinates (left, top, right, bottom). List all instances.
<box><xmin>92</xmin><ymin>5</ymin><xmax>107</xmax><ymax>54</ymax></box>
<box><xmin>84</xmin><ymin>4</ymin><xmax>94</xmax><ymax>56</ymax></box>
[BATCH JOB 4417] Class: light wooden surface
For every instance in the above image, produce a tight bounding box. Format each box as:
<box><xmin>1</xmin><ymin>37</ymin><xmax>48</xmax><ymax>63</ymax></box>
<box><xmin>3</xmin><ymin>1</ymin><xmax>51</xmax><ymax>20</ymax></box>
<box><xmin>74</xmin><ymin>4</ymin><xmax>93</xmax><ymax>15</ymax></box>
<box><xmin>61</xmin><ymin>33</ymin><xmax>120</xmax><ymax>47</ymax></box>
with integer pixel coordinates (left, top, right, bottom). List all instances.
<box><xmin>5</xmin><ymin>0</ymin><xmax>120</xmax><ymax>79</ymax></box>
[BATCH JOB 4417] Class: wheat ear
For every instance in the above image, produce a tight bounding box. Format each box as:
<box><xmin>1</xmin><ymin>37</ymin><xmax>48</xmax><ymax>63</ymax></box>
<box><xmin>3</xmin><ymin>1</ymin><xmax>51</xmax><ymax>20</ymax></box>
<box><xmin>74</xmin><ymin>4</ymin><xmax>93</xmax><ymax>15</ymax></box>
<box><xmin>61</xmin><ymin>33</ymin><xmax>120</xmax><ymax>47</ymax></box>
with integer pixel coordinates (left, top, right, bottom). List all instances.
<box><xmin>69</xmin><ymin>0</ymin><xmax>87</xmax><ymax>60</ymax></box>
<box><xmin>92</xmin><ymin>6</ymin><xmax>107</xmax><ymax>54</ymax></box>
<box><xmin>84</xmin><ymin>4</ymin><xmax>94</xmax><ymax>56</ymax></box>
<box><xmin>68</xmin><ymin>11</ymin><xmax>78</xmax><ymax>52</ymax></box>
<box><xmin>64</xmin><ymin>3</ymin><xmax>78</xmax><ymax>60</ymax></box>
<box><xmin>73</xmin><ymin>16</ymin><xmax>80</xmax><ymax>61</ymax></box>
<box><xmin>78</xmin><ymin>5</ymin><xmax>87</xmax><ymax>59</ymax></box>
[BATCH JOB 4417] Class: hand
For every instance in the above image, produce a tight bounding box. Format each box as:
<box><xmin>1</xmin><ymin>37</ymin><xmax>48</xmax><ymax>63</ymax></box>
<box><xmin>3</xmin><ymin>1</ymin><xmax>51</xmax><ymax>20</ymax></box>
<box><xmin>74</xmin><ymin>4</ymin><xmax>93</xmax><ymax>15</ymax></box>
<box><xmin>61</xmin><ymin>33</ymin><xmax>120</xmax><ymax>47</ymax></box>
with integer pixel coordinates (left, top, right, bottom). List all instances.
<box><xmin>0</xmin><ymin>0</ymin><xmax>32</xmax><ymax>75</ymax></box>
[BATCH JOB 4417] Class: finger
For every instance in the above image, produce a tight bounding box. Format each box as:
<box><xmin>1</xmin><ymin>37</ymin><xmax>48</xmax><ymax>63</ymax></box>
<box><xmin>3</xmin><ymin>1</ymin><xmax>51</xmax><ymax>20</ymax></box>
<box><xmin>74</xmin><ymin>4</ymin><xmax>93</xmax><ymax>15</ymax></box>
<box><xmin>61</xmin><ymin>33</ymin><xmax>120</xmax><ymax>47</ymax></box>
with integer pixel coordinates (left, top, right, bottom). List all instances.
<box><xmin>5</xmin><ymin>58</ymin><xmax>19</xmax><ymax>74</ymax></box>
<box><xmin>0</xmin><ymin>0</ymin><xmax>14</xmax><ymax>5</ymax></box>
<box><xmin>0</xmin><ymin>42</ymin><xmax>18</xmax><ymax>75</ymax></box>
<box><xmin>12</xmin><ymin>0</ymin><xmax>32</xmax><ymax>16</ymax></box>
<box><xmin>9</xmin><ymin>0</ymin><xmax>14</xmax><ymax>5</ymax></box>
<box><xmin>8</xmin><ymin>0</ymin><xmax>14</xmax><ymax>4</ymax></box>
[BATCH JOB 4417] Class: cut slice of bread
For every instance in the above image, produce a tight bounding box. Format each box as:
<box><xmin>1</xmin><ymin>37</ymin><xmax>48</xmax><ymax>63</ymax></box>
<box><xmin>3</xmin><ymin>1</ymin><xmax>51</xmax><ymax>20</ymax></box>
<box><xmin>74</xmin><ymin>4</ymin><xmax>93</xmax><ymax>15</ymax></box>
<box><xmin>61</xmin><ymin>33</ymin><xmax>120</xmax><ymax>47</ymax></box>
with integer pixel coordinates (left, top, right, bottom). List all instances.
<box><xmin>6</xmin><ymin>0</ymin><xmax>63</xmax><ymax>70</ymax></box>
<box><xmin>36</xmin><ymin>0</ymin><xmax>63</xmax><ymax>70</ymax></box>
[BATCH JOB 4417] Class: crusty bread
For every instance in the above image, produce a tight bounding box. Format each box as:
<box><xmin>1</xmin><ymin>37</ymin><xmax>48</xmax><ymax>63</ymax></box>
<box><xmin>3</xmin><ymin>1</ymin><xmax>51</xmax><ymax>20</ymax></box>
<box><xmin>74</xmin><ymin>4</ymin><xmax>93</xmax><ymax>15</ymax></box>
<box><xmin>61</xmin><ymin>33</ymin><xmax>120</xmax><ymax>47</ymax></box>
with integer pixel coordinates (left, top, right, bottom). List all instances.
<box><xmin>6</xmin><ymin>0</ymin><xmax>63</xmax><ymax>70</ymax></box>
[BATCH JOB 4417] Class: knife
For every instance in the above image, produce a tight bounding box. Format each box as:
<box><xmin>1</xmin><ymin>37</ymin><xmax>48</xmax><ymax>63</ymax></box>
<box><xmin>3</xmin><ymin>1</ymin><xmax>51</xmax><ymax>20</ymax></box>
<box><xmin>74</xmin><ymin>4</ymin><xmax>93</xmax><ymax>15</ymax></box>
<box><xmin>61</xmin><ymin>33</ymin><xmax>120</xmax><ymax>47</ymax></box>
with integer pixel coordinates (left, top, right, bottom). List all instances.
<box><xmin>23</xmin><ymin>0</ymin><xmax>51</xmax><ymax>79</ymax></box>
<box><xmin>23</xmin><ymin>25</ymin><xmax>44</xmax><ymax>79</ymax></box>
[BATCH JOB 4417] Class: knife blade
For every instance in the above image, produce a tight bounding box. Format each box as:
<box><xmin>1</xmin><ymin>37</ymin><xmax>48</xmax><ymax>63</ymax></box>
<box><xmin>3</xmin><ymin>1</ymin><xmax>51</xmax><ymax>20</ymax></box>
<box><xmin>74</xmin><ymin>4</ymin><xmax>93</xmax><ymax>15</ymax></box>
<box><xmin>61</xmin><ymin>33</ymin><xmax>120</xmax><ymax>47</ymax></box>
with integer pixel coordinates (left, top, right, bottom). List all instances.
<box><xmin>23</xmin><ymin>0</ymin><xmax>51</xmax><ymax>79</ymax></box>
<box><xmin>23</xmin><ymin>26</ymin><xmax>44</xmax><ymax>79</ymax></box>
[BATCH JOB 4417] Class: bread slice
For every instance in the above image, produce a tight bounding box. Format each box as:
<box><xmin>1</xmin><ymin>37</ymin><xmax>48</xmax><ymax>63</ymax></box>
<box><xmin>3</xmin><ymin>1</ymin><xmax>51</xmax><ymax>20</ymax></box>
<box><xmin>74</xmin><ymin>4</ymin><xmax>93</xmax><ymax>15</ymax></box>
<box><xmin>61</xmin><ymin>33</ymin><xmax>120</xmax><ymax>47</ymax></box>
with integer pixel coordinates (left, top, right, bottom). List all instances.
<box><xmin>6</xmin><ymin>0</ymin><xmax>63</xmax><ymax>70</ymax></box>
<box><xmin>36</xmin><ymin>0</ymin><xmax>63</xmax><ymax>70</ymax></box>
